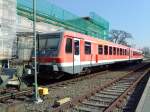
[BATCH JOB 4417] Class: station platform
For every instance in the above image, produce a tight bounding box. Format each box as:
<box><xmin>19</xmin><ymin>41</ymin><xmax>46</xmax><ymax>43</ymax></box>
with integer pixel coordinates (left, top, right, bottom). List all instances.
<box><xmin>136</xmin><ymin>75</ymin><xmax>150</xmax><ymax>112</ymax></box>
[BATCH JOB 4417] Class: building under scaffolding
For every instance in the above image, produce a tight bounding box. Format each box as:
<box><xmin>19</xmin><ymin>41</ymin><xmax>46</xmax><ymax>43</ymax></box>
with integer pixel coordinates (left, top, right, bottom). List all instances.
<box><xmin>0</xmin><ymin>0</ymin><xmax>110</xmax><ymax>62</ymax></box>
<box><xmin>17</xmin><ymin>0</ymin><xmax>109</xmax><ymax>39</ymax></box>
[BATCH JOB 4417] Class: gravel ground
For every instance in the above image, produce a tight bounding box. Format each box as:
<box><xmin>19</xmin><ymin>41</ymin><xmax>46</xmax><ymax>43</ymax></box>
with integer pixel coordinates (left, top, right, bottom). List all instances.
<box><xmin>0</xmin><ymin>64</ymin><xmax>141</xmax><ymax>112</ymax></box>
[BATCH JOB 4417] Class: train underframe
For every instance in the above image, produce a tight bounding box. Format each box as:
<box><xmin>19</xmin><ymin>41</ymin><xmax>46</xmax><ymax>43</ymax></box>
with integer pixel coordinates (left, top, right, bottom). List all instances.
<box><xmin>36</xmin><ymin>59</ymin><xmax>143</xmax><ymax>79</ymax></box>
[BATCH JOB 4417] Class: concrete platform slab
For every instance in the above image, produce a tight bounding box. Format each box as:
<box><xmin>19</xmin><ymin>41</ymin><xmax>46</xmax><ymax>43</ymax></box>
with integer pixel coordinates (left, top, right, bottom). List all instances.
<box><xmin>136</xmin><ymin>76</ymin><xmax>150</xmax><ymax>112</ymax></box>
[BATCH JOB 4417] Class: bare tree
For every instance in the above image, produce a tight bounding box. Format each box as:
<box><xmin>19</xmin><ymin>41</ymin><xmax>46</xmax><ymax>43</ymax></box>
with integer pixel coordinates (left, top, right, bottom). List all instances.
<box><xmin>109</xmin><ymin>30</ymin><xmax>133</xmax><ymax>46</ymax></box>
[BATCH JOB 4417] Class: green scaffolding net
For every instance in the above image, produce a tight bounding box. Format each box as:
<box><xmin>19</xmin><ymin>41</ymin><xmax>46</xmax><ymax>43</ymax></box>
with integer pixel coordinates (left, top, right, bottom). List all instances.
<box><xmin>17</xmin><ymin>0</ymin><xmax>109</xmax><ymax>39</ymax></box>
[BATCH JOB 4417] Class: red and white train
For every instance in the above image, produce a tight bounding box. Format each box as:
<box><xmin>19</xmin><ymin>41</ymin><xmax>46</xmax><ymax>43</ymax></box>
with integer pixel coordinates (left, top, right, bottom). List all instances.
<box><xmin>36</xmin><ymin>31</ymin><xmax>143</xmax><ymax>77</ymax></box>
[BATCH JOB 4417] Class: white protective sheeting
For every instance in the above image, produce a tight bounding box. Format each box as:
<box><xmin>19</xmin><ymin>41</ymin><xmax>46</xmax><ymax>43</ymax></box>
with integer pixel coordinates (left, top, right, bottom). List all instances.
<box><xmin>0</xmin><ymin>0</ymin><xmax>16</xmax><ymax>60</ymax></box>
<box><xmin>17</xmin><ymin>36</ymin><xmax>33</xmax><ymax>61</ymax></box>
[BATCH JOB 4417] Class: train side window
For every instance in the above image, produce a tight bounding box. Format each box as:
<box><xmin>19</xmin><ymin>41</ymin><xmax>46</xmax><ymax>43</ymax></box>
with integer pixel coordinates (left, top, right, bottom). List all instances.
<box><xmin>104</xmin><ymin>45</ymin><xmax>108</xmax><ymax>55</ymax></box>
<box><xmin>125</xmin><ymin>49</ymin><xmax>127</xmax><ymax>55</ymax></box>
<box><xmin>123</xmin><ymin>49</ymin><xmax>125</xmax><ymax>55</ymax></box>
<box><xmin>109</xmin><ymin>46</ymin><xmax>112</xmax><ymax>55</ymax></box>
<box><xmin>117</xmin><ymin>48</ymin><xmax>119</xmax><ymax>55</ymax></box>
<box><xmin>133</xmin><ymin>51</ymin><xmax>136</xmax><ymax>56</ymax></box>
<box><xmin>120</xmin><ymin>48</ymin><xmax>123</xmax><ymax>55</ymax></box>
<box><xmin>124</xmin><ymin>49</ymin><xmax>126</xmax><ymax>55</ymax></box>
<box><xmin>113</xmin><ymin>47</ymin><xmax>116</xmax><ymax>55</ymax></box>
<box><xmin>127</xmin><ymin>50</ymin><xmax>129</xmax><ymax>55</ymax></box>
<box><xmin>85</xmin><ymin>41</ymin><xmax>91</xmax><ymax>54</ymax></box>
<box><xmin>98</xmin><ymin>45</ymin><xmax>103</xmax><ymax>55</ymax></box>
<box><xmin>65</xmin><ymin>38</ymin><xmax>72</xmax><ymax>53</ymax></box>
<box><xmin>133</xmin><ymin>51</ymin><xmax>139</xmax><ymax>56</ymax></box>
<box><xmin>74</xmin><ymin>40</ymin><xmax>79</xmax><ymax>55</ymax></box>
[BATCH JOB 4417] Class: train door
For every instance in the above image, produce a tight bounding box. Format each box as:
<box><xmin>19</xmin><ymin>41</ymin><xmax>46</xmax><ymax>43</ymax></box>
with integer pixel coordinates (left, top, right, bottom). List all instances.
<box><xmin>73</xmin><ymin>38</ymin><xmax>81</xmax><ymax>74</ymax></box>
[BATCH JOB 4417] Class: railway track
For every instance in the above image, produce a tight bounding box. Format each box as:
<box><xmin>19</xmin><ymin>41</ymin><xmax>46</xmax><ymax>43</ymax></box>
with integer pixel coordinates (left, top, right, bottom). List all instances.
<box><xmin>46</xmin><ymin>70</ymin><xmax>108</xmax><ymax>89</ymax></box>
<box><xmin>52</xmin><ymin>63</ymin><xmax>150</xmax><ymax>112</ymax></box>
<box><xmin>0</xmin><ymin>65</ymin><xmax>138</xmax><ymax>103</ymax></box>
<box><xmin>0</xmin><ymin>62</ymin><xmax>149</xmax><ymax>112</ymax></box>
<box><xmin>0</xmin><ymin>70</ymin><xmax>109</xmax><ymax>103</ymax></box>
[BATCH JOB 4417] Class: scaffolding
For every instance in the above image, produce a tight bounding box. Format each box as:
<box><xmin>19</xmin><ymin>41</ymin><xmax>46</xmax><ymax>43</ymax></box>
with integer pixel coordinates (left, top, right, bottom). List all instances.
<box><xmin>17</xmin><ymin>0</ymin><xmax>109</xmax><ymax>39</ymax></box>
<box><xmin>0</xmin><ymin>0</ymin><xmax>17</xmax><ymax>60</ymax></box>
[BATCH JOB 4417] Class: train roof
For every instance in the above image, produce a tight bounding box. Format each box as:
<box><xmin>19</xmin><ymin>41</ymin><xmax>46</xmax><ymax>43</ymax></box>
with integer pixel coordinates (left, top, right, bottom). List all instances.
<box><xmin>39</xmin><ymin>30</ymin><xmax>142</xmax><ymax>52</ymax></box>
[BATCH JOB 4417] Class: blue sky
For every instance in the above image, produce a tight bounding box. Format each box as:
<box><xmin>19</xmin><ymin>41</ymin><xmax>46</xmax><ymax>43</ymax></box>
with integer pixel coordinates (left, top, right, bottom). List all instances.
<box><xmin>48</xmin><ymin>0</ymin><xmax>150</xmax><ymax>48</ymax></box>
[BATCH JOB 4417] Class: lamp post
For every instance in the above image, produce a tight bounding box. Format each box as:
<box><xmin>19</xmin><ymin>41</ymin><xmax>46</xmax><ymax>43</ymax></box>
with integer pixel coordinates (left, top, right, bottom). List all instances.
<box><xmin>33</xmin><ymin>0</ymin><xmax>42</xmax><ymax>103</ymax></box>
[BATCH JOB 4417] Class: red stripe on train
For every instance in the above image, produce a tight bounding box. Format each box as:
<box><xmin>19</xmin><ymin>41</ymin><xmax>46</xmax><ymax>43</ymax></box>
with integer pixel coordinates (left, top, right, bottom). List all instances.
<box><xmin>36</xmin><ymin>57</ymin><xmax>62</xmax><ymax>63</ymax></box>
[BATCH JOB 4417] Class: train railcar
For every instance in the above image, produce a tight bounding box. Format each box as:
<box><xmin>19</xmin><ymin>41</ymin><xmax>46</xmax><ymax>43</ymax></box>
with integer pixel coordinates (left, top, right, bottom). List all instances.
<box><xmin>129</xmin><ymin>48</ymin><xmax>143</xmax><ymax>62</ymax></box>
<box><xmin>35</xmin><ymin>31</ymin><xmax>143</xmax><ymax>78</ymax></box>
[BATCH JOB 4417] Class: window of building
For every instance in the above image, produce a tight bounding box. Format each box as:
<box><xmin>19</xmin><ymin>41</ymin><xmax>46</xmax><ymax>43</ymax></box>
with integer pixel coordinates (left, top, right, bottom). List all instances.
<box><xmin>98</xmin><ymin>45</ymin><xmax>103</xmax><ymax>54</ymax></box>
<box><xmin>85</xmin><ymin>41</ymin><xmax>91</xmax><ymax>54</ymax></box>
<box><xmin>65</xmin><ymin>38</ymin><xmax>72</xmax><ymax>53</ymax></box>
<box><xmin>109</xmin><ymin>46</ymin><xmax>112</xmax><ymax>55</ymax></box>
<box><xmin>104</xmin><ymin>45</ymin><xmax>108</xmax><ymax>55</ymax></box>
<box><xmin>113</xmin><ymin>47</ymin><xmax>116</xmax><ymax>55</ymax></box>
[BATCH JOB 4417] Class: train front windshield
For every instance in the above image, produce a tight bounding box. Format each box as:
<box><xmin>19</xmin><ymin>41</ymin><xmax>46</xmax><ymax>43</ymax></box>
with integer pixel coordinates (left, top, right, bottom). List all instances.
<box><xmin>37</xmin><ymin>33</ymin><xmax>61</xmax><ymax>57</ymax></box>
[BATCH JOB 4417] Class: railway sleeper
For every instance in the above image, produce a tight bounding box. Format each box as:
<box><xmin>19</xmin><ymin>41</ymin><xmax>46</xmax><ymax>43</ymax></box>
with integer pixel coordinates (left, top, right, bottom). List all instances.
<box><xmin>95</xmin><ymin>93</ymin><xmax>118</xmax><ymax>99</ymax></box>
<box><xmin>122</xmin><ymin>77</ymin><xmax>138</xmax><ymax>81</ymax></box>
<box><xmin>82</xmin><ymin>101</ymin><xmax>109</xmax><ymax>108</ymax></box>
<box><xmin>109</xmin><ymin>86</ymin><xmax>128</xmax><ymax>91</ymax></box>
<box><xmin>112</xmin><ymin>85</ymin><xmax>130</xmax><ymax>88</ymax></box>
<box><xmin>84</xmin><ymin>99</ymin><xmax>110</xmax><ymax>105</ymax></box>
<box><xmin>114</xmin><ymin>84</ymin><xmax>131</xmax><ymax>88</ymax></box>
<box><xmin>118</xmin><ymin>82</ymin><xmax>132</xmax><ymax>85</ymax></box>
<box><xmin>118</xmin><ymin>79</ymin><xmax>133</xmax><ymax>82</ymax></box>
<box><xmin>90</xmin><ymin>96</ymin><xmax>113</xmax><ymax>103</ymax></box>
<box><xmin>123</xmin><ymin>75</ymin><xmax>140</xmax><ymax>81</ymax></box>
<box><xmin>117</xmin><ymin>81</ymin><xmax>132</xmax><ymax>85</ymax></box>
<box><xmin>73</xmin><ymin>105</ymin><xmax>104</xmax><ymax>112</ymax></box>
<box><xmin>115</xmin><ymin>81</ymin><xmax>132</xmax><ymax>85</ymax></box>
<box><xmin>90</xmin><ymin>96</ymin><xmax>114</xmax><ymax>103</ymax></box>
<box><xmin>104</xmin><ymin>89</ymin><xmax>125</xmax><ymax>93</ymax></box>
<box><xmin>110</xmin><ymin>87</ymin><xmax>128</xmax><ymax>91</ymax></box>
<box><xmin>100</xmin><ymin>91</ymin><xmax>122</xmax><ymax>96</ymax></box>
